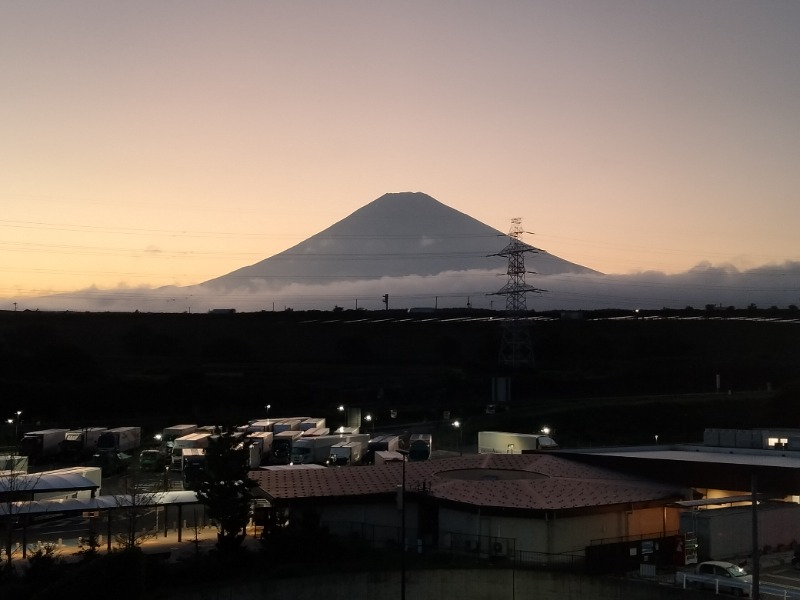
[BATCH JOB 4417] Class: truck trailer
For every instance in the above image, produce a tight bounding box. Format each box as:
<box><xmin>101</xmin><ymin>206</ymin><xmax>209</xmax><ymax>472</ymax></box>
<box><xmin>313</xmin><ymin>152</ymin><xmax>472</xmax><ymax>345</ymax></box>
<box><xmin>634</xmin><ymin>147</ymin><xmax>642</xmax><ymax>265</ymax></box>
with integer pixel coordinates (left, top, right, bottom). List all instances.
<box><xmin>171</xmin><ymin>432</ymin><xmax>212</xmax><ymax>469</ymax></box>
<box><xmin>290</xmin><ymin>435</ymin><xmax>342</xmax><ymax>465</ymax></box>
<box><xmin>246</xmin><ymin>431</ymin><xmax>273</xmax><ymax>468</ymax></box>
<box><xmin>60</xmin><ymin>427</ymin><xmax>108</xmax><ymax>460</ymax></box>
<box><xmin>365</xmin><ymin>435</ymin><xmax>400</xmax><ymax>464</ymax></box>
<box><xmin>161</xmin><ymin>424</ymin><xmax>197</xmax><ymax>448</ymax></box>
<box><xmin>272</xmin><ymin>430</ymin><xmax>304</xmax><ymax>464</ymax></box>
<box><xmin>19</xmin><ymin>429</ymin><xmax>70</xmax><ymax>464</ymax></box>
<box><xmin>97</xmin><ymin>427</ymin><xmax>142</xmax><ymax>453</ymax></box>
<box><xmin>477</xmin><ymin>431</ymin><xmax>558</xmax><ymax>454</ymax></box>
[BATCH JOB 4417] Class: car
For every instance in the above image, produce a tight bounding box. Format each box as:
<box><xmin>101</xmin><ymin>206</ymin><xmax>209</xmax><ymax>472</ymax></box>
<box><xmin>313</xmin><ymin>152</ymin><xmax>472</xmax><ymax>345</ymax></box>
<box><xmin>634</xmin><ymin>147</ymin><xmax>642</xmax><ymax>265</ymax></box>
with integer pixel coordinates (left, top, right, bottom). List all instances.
<box><xmin>694</xmin><ymin>560</ymin><xmax>752</xmax><ymax>597</ymax></box>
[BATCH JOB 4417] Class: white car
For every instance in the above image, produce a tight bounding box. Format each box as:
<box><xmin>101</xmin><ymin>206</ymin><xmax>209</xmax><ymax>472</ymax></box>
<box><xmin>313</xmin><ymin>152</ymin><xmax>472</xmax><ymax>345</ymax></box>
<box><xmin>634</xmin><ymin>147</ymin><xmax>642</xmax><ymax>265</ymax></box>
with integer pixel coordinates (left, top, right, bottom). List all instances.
<box><xmin>694</xmin><ymin>560</ymin><xmax>752</xmax><ymax>597</ymax></box>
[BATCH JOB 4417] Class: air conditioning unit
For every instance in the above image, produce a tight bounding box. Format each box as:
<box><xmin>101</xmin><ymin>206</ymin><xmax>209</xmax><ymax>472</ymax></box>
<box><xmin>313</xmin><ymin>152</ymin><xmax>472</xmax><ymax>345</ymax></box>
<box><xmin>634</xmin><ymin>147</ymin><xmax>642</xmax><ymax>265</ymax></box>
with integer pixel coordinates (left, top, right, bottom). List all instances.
<box><xmin>491</xmin><ymin>540</ymin><xmax>507</xmax><ymax>556</ymax></box>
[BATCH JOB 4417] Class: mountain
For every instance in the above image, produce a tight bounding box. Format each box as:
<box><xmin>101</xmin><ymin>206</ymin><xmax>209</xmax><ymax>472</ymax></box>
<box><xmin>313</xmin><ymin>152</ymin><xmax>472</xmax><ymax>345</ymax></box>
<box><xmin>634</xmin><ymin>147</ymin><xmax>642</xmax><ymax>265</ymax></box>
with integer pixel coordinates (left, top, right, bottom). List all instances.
<box><xmin>201</xmin><ymin>192</ymin><xmax>598</xmax><ymax>293</ymax></box>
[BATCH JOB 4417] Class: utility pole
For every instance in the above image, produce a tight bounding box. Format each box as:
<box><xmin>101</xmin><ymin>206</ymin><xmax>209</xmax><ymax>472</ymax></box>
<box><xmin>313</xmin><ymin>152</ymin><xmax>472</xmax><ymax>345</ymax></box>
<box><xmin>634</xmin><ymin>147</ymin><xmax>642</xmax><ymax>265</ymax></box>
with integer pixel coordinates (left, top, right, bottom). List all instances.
<box><xmin>382</xmin><ymin>294</ymin><xmax>389</xmax><ymax>311</ymax></box>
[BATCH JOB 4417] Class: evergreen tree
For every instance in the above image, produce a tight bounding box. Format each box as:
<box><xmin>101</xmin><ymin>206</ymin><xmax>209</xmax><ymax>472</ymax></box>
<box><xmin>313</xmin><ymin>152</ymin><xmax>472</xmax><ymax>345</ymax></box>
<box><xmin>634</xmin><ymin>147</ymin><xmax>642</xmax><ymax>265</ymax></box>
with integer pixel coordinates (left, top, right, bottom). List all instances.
<box><xmin>195</xmin><ymin>430</ymin><xmax>256</xmax><ymax>555</ymax></box>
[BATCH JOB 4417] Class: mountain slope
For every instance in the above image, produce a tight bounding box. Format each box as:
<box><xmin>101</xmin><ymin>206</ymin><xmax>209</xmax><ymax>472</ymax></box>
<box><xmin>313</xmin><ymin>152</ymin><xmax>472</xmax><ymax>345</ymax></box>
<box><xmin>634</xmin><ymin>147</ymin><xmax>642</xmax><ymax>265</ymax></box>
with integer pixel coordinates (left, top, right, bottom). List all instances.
<box><xmin>202</xmin><ymin>192</ymin><xmax>597</xmax><ymax>292</ymax></box>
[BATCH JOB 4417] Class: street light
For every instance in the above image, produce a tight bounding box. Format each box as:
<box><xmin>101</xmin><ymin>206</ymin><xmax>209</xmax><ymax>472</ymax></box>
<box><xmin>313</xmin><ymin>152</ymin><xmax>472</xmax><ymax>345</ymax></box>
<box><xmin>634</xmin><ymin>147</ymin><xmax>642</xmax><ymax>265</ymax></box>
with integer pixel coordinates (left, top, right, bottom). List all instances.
<box><xmin>7</xmin><ymin>410</ymin><xmax>22</xmax><ymax>449</ymax></box>
<box><xmin>365</xmin><ymin>414</ymin><xmax>376</xmax><ymax>434</ymax></box>
<box><xmin>453</xmin><ymin>420</ymin><xmax>463</xmax><ymax>456</ymax></box>
<box><xmin>397</xmin><ymin>448</ymin><xmax>409</xmax><ymax>600</ymax></box>
<box><xmin>338</xmin><ymin>405</ymin><xmax>346</xmax><ymax>430</ymax></box>
<box><xmin>265</xmin><ymin>404</ymin><xmax>272</xmax><ymax>425</ymax></box>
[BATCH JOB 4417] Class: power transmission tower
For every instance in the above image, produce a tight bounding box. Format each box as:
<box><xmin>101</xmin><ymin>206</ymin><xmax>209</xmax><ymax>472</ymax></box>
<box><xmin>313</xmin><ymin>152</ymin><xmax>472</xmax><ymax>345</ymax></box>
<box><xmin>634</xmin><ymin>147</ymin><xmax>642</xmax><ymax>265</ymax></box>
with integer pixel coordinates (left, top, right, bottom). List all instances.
<box><xmin>489</xmin><ymin>218</ymin><xmax>545</xmax><ymax>368</ymax></box>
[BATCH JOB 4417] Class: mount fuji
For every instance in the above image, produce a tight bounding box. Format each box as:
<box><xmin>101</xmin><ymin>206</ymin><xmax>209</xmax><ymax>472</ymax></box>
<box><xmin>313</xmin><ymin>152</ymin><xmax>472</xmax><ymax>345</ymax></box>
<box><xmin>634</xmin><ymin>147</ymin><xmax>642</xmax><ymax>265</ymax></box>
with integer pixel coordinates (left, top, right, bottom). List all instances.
<box><xmin>201</xmin><ymin>192</ymin><xmax>597</xmax><ymax>294</ymax></box>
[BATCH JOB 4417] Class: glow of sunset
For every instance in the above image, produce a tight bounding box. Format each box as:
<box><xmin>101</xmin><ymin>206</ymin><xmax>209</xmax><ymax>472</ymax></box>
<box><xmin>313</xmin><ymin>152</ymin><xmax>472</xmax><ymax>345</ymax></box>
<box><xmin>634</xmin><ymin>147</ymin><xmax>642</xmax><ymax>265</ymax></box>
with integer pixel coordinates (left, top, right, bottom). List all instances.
<box><xmin>2</xmin><ymin>2</ymin><xmax>798</xmax><ymax>301</ymax></box>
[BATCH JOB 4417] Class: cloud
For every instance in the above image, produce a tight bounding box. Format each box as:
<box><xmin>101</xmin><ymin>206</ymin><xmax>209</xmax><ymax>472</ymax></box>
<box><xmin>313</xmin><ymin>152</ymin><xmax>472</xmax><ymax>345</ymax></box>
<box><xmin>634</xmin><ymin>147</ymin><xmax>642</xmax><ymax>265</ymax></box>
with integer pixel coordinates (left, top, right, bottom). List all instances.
<box><xmin>9</xmin><ymin>261</ymin><xmax>800</xmax><ymax>313</ymax></box>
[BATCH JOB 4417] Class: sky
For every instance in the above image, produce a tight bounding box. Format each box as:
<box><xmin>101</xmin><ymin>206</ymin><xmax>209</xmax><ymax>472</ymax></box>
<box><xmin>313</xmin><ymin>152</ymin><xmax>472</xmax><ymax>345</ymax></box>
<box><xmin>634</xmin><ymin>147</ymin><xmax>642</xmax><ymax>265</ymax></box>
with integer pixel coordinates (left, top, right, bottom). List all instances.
<box><xmin>2</xmin><ymin>2</ymin><xmax>799</xmax><ymax>311</ymax></box>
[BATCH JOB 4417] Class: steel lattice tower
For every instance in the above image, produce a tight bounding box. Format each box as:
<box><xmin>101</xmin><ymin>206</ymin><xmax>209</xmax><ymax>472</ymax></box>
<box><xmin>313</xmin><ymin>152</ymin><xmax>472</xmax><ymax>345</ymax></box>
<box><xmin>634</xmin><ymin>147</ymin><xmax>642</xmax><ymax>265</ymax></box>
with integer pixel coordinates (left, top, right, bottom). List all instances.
<box><xmin>490</xmin><ymin>218</ymin><xmax>544</xmax><ymax>367</ymax></box>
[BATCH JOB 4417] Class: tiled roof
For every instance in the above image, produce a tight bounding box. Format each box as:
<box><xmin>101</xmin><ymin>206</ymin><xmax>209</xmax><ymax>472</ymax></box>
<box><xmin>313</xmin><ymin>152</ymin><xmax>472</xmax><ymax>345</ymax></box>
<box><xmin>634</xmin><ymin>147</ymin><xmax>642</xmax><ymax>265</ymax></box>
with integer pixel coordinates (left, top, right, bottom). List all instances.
<box><xmin>250</xmin><ymin>453</ymin><xmax>683</xmax><ymax>511</ymax></box>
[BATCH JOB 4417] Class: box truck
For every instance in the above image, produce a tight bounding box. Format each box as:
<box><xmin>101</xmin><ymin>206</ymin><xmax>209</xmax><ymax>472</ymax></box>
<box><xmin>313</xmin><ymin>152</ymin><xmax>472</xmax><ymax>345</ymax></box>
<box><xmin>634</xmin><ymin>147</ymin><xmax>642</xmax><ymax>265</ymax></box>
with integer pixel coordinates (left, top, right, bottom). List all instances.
<box><xmin>272</xmin><ymin>430</ymin><xmax>303</xmax><ymax>464</ymax></box>
<box><xmin>246</xmin><ymin>431</ymin><xmax>273</xmax><ymax>468</ymax></box>
<box><xmin>171</xmin><ymin>432</ymin><xmax>212</xmax><ymax>469</ymax></box>
<box><xmin>19</xmin><ymin>429</ymin><xmax>70</xmax><ymax>464</ymax></box>
<box><xmin>477</xmin><ymin>431</ymin><xmax>558</xmax><ymax>454</ymax></box>
<box><xmin>97</xmin><ymin>427</ymin><xmax>142</xmax><ymax>453</ymax></box>
<box><xmin>365</xmin><ymin>435</ymin><xmax>400</xmax><ymax>464</ymax></box>
<box><xmin>290</xmin><ymin>435</ymin><xmax>342</xmax><ymax>465</ymax></box>
<box><xmin>300</xmin><ymin>418</ymin><xmax>327</xmax><ymax>431</ymax></box>
<box><xmin>161</xmin><ymin>424</ymin><xmax>197</xmax><ymax>448</ymax></box>
<box><xmin>329</xmin><ymin>441</ymin><xmax>363</xmax><ymax>466</ymax></box>
<box><xmin>301</xmin><ymin>427</ymin><xmax>330</xmax><ymax>437</ymax></box>
<box><xmin>60</xmin><ymin>427</ymin><xmax>108</xmax><ymax>460</ymax></box>
<box><xmin>272</xmin><ymin>419</ymin><xmax>304</xmax><ymax>433</ymax></box>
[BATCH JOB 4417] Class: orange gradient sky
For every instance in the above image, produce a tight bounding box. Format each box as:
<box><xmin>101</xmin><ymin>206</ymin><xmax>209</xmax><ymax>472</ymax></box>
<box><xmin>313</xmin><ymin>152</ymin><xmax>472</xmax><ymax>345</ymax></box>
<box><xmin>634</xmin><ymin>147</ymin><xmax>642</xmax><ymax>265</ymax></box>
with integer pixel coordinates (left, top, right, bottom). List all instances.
<box><xmin>2</xmin><ymin>2</ymin><xmax>799</xmax><ymax>302</ymax></box>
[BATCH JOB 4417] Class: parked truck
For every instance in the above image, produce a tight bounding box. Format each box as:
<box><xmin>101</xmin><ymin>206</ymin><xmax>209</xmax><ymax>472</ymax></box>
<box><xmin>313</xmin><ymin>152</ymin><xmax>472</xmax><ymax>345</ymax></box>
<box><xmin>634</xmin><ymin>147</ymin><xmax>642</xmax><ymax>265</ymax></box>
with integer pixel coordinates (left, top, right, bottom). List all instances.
<box><xmin>161</xmin><ymin>424</ymin><xmax>197</xmax><ymax>448</ymax></box>
<box><xmin>408</xmin><ymin>433</ymin><xmax>433</xmax><ymax>461</ymax></box>
<box><xmin>301</xmin><ymin>427</ymin><xmax>330</xmax><ymax>437</ymax></box>
<box><xmin>19</xmin><ymin>429</ymin><xmax>70</xmax><ymax>464</ymax></box>
<box><xmin>272</xmin><ymin>430</ymin><xmax>303</xmax><ymax>464</ymax></box>
<box><xmin>181</xmin><ymin>448</ymin><xmax>207</xmax><ymax>490</ymax></box>
<box><xmin>171</xmin><ymin>432</ymin><xmax>212</xmax><ymax>469</ymax></box>
<box><xmin>299</xmin><ymin>418</ymin><xmax>327</xmax><ymax>431</ymax></box>
<box><xmin>246</xmin><ymin>431</ymin><xmax>273</xmax><ymax>468</ymax></box>
<box><xmin>365</xmin><ymin>435</ymin><xmax>400</xmax><ymax>464</ymax></box>
<box><xmin>97</xmin><ymin>427</ymin><xmax>142</xmax><ymax>453</ymax></box>
<box><xmin>60</xmin><ymin>427</ymin><xmax>108</xmax><ymax>460</ymax></box>
<box><xmin>477</xmin><ymin>431</ymin><xmax>558</xmax><ymax>454</ymax></box>
<box><xmin>272</xmin><ymin>419</ymin><xmax>304</xmax><ymax>433</ymax></box>
<box><xmin>329</xmin><ymin>441</ymin><xmax>364</xmax><ymax>466</ymax></box>
<box><xmin>290</xmin><ymin>435</ymin><xmax>342</xmax><ymax>465</ymax></box>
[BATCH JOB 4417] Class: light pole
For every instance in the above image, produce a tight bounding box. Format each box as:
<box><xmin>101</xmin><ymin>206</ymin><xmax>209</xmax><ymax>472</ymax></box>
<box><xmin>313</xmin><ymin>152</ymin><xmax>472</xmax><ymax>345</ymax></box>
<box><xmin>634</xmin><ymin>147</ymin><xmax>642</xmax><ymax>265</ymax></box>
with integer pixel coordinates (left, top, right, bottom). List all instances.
<box><xmin>453</xmin><ymin>420</ymin><xmax>462</xmax><ymax>456</ymax></box>
<box><xmin>7</xmin><ymin>410</ymin><xmax>22</xmax><ymax>451</ymax></box>
<box><xmin>265</xmin><ymin>404</ymin><xmax>271</xmax><ymax>425</ymax></box>
<box><xmin>365</xmin><ymin>414</ymin><xmax>376</xmax><ymax>434</ymax></box>
<box><xmin>397</xmin><ymin>448</ymin><xmax>408</xmax><ymax>600</ymax></box>
<box><xmin>338</xmin><ymin>405</ymin><xmax>346</xmax><ymax>431</ymax></box>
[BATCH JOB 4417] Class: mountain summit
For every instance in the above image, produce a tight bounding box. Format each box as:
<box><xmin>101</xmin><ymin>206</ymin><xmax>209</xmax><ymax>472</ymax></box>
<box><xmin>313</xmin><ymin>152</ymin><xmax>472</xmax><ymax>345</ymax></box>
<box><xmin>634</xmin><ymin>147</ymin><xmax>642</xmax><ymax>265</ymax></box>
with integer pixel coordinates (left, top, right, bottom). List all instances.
<box><xmin>202</xmin><ymin>192</ymin><xmax>597</xmax><ymax>293</ymax></box>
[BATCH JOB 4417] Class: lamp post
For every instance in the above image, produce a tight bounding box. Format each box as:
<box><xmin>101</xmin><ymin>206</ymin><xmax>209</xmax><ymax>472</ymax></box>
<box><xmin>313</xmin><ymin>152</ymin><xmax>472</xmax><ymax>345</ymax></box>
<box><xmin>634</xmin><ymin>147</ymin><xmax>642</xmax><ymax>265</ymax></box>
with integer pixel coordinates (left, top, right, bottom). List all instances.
<box><xmin>397</xmin><ymin>448</ymin><xmax>408</xmax><ymax>600</ymax></box>
<box><xmin>365</xmin><ymin>414</ymin><xmax>376</xmax><ymax>434</ymax></box>
<box><xmin>265</xmin><ymin>404</ymin><xmax>271</xmax><ymax>425</ymax></box>
<box><xmin>338</xmin><ymin>405</ymin><xmax>346</xmax><ymax>430</ymax></box>
<box><xmin>7</xmin><ymin>410</ymin><xmax>22</xmax><ymax>451</ymax></box>
<box><xmin>453</xmin><ymin>420</ymin><xmax>462</xmax><ymax>456</ymax></box>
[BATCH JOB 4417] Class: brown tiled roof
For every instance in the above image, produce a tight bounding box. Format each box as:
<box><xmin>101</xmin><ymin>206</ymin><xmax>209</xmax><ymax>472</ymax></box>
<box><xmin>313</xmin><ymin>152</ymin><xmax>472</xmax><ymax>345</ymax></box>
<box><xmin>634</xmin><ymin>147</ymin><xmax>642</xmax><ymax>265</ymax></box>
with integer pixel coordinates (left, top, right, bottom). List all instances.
<box><xmin>250</xmin><ymin>453</ymin><xmax>683</xmax><ymax>511</ymax></box>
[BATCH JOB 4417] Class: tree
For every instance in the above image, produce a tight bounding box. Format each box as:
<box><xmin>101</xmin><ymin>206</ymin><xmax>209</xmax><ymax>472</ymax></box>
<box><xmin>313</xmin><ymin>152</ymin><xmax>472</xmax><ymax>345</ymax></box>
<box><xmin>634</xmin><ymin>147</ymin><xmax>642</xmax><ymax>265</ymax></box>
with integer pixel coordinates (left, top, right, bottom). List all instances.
<box><xmin>1</xmin><ymin>452</ymin><xmax>41</xmax><ymax>576</ymax></box>
<box><xmin>195</xmin><ymin>431</ymin><xmax>257</xmax><ymax>556</ymax></box>
<box><xmin>112</xmin><ymin>475</ymin><xmax>158</xmax><ymax>551</ymax></box>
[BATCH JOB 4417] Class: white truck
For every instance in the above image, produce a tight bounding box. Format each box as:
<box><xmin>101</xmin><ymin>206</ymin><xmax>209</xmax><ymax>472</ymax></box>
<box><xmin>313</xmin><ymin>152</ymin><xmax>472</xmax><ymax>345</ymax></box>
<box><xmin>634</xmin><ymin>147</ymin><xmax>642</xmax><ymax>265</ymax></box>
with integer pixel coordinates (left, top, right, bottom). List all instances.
<box><xmin>477</xmin><ymin>431</ymin><xmax>558</xmax><ymax>454</ymax></box>
<box><xmin>272</xmin><ymin>419</ymin><xmax>304</xmax><ymax>433</ymax></box>
<box><xmin>272</xmin><ymin>430</ymin><xmax>304</xmax><ymax>464</ymax></box>
<box><xmin>60</xmin><ymin>427</ymin><xmax>108</xmax><ymax>459</ymax></box>
<box><xmin>246</xmin><ymin>420</ymin><xmax>274</xmax><ymax>433</ymax></box>
<box><xmin>96</xmin><ymin>427</ymin><xmax>142</xmax><ymax>453</ymax></box>
<box><xmin>365</xmin><ymin>435</ymin><xmax>400</xmax><ymax>464</ymax></box>
<box><xmin>171</xmin><ymin>432</ymin><xmax>212</xmax><ymax>469</ymax></box>
<box><xmin>300</xmin><ymin>418</ymin><xmax>327</xmax><ymax>431</ymax></box>
<box><xmin>246</xmin><ymin>431</ymin><xmax>274</xmax><ymax>468</ymax></box>
<box><xmin>328</xmin><ymin>433</ymin><xmax>371</xmax><ymax>466</ymax></box>
<box><xmin>329</xmin><ymin>441</ymin><xmax>362</xmax><ymax>466</ymax></box>
<box><xmin>19</xmin><ymin>429</ymin><xmax>70</xmax><ymax>464</ymax></box>
<box><xmin>301</xmin><ymin>427</ymin><xmax>330</xmax><ymax>437</ymax></box>
<box><xmin>161</xmin><ymin>424</ymin><xmax>197</xmax><ymax>448</ymax></box>
<box><xmin>290</xmin><ymin>435</ymin><xmax>342</xmax><ymax>465</ymax></box>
